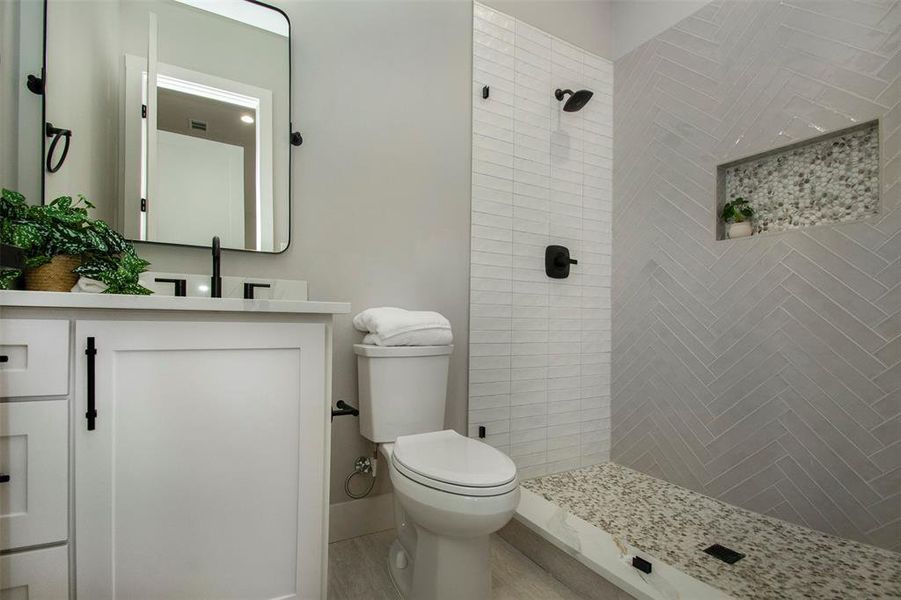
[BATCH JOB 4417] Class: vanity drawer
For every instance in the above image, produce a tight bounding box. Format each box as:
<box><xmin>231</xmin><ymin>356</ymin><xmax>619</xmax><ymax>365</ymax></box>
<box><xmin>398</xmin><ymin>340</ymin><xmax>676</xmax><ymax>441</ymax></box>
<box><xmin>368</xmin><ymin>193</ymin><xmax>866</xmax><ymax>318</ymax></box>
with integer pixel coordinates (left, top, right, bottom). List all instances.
<box><xmin>1</xmin><ymin>400</ymin><xmax>68</xmax><ymax>551</ymax></box>
<box><xmin>0</xmin><ymin>319</ymin><xmax>69</xmax><ymax>398</ymax></box>
<box><xmin>0</xmin><ymin>545</ymin><xmax>69</xmax><ymax>599</ymax></box>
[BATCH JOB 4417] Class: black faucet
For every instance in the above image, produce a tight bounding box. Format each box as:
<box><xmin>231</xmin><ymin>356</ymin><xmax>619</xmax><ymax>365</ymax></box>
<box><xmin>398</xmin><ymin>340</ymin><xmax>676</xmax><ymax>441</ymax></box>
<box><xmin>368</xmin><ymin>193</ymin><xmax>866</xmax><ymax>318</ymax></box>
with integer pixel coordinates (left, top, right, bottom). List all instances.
<box><xmin>211</xmin><ymin>236</ymin><xmax>222</xmax><ymax>298</ymax></box>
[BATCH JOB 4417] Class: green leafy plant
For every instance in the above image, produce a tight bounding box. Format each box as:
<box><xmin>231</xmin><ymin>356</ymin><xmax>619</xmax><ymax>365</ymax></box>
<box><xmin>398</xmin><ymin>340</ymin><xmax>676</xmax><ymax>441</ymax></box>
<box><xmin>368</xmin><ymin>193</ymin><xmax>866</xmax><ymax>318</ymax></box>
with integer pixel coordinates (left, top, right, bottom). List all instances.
<box><xmin>0</xmin><ymin>189</ymin><xmax>151</xmax><ymax>294</ymax></box>
<box><xmin>722</xmin><ymin>197</ymin><xmax>754</xmax><ymax>224</ymax></box>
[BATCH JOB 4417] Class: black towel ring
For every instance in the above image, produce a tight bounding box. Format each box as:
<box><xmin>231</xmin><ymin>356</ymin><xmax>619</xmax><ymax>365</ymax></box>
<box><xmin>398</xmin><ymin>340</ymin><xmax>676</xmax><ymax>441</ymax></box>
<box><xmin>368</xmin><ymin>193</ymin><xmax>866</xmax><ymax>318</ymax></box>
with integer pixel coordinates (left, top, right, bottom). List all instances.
<box><xmin>45</xmin><ymin>122</ymin><xmax>72</xmax><ymax>174</ymax></box>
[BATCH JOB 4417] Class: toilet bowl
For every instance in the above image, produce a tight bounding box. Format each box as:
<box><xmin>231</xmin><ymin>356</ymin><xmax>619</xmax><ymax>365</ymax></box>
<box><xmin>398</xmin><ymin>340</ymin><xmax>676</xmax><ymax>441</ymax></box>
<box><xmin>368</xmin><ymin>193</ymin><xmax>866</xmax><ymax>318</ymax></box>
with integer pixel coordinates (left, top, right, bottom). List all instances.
<box><xmin>353</xmin><ymin>344</ymin><xmax>520</xmax><ymax>600</ymax></box>
<box><xmin>380</xmin><ymin>431</ymin><xmax>519</xmax><ymax>600</ymax></box>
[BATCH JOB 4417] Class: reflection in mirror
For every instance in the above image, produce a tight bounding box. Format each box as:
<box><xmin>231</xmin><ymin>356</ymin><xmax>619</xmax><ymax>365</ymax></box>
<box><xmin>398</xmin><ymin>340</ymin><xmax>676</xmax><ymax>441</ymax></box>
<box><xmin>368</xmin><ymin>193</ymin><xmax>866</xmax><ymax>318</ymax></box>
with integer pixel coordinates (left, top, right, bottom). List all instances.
<box><xmin>0</xmin><ymin>0</ymin><xmax>45</xmax><ymax>203</ymax></box>
<box><xmin>43</xmin><ymin>0</ymin><xmax>290</xmax><ymax>252</ymax></box>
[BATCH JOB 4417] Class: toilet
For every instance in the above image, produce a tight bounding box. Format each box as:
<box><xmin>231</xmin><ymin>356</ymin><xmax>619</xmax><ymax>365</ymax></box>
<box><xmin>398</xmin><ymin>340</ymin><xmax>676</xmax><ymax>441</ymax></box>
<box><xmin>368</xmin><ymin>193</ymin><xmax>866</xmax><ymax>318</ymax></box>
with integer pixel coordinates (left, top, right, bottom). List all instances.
<box><xmin>354</xmin><ymin>344</ymin><xmax>520</xmax><ymax>600</ymax></box>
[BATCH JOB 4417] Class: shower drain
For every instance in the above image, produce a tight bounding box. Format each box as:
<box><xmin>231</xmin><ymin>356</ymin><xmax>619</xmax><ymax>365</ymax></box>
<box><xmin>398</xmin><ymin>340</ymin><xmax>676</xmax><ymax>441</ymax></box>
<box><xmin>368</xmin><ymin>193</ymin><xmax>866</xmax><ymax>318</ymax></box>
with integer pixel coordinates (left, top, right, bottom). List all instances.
<box><xmin>703</xmin><ymin>543</ymin><xmax>746</xmax><ymax>564</ymax></box>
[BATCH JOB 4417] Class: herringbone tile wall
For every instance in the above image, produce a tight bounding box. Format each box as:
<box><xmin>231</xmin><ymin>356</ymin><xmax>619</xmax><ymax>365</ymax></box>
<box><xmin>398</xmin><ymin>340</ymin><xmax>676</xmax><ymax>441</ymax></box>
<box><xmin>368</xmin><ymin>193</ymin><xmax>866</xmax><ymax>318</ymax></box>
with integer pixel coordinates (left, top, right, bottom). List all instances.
<box><xmin>612</xmin><ymin>0</ymin><xmax>901</xmax><ymax>551</ymax></box>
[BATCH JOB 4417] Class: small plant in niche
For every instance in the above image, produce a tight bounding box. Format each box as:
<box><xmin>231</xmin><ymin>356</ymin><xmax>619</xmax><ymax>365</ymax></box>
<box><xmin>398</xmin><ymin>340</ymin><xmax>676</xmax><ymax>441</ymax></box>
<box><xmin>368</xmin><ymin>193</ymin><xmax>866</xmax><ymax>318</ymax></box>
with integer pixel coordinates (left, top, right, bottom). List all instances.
<box><xmin>0</xmin><ymin>189</ymin><xmax>151</xmax><ymax>294</ymax></box>
<box><xmin>722</xmin><ymin>197</ymin><xmax>754</xmax><ymax>239</ymax></box>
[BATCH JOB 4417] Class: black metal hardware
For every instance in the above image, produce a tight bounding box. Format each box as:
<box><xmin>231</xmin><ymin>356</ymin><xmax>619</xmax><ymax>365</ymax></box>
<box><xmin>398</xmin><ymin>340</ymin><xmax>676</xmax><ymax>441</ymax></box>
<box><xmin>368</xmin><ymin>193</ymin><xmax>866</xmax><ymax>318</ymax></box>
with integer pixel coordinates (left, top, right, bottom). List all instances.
<box><xmin>0</xmin><ymin>474</ymin><xmax>9</xmax><ymax>483</ymax></box>
<box><xmin>140</xmin><ymin>198</ymin><xmax>147</xmax><ymax>212</ymax></box>
<box><xmin>631</xmin><ymin>556</ymin><xmax>652</xmax><ymax>574</ymax></box>
<box><xmin>545</xmin><ymin>245</ymin><xmax>578</xmax><ymax>279</ymax></box>
<box><xmin>243</xmin><ymin>282</ymin><xmax>271</xmax><ymax>300</ymax></box>
<box><xmin>0</xmin><ymin>243</ymin><xmax>26</xmax><ymax>271</ymax></box>
<box><xmin>331</xmin><ymin>400</ymin><xmax>359</xmax><ymax>421</ymax></box>
<box><xmin>155</xmin><ymin>277</ymin><xmax>187</xmax><ymax>297</ymax></box>
<box><xmin>26</xmin><ymin>74</ymin><xmax>44</xmax><ymax>95</ymax></box>
<box><xmin>290</xmin><ymin>131</ymin><xmax>303</xmax><ymax>146</ymax></box>
<box><xmin>141</xmin><ymin>104</ymin><xmax>147</xmax><ymax>118</ymax></box>
<box><xmin>478</xmin><ymin>425</ymin><xmax>486</xmax><ymax>438</ymax></box>
<box><xmin>85</xmin><ymin>337</ymin><xmax>97</xmax><ymax>431</ymax></box>
<box><xmin>0</xmin><ymin>355</ymin><xmax>9</xmax><ymax>363</ymax></box>
<box><xmin>554</xmin><ymin>88</ymin><xmax>593</xmax><ymax>112</ymax></box>
<box><xmin>482</xmin><ymin>85</ymin><xmax>490</xmax><ymax>99</ymax></box>
<box><xmin>211</xmin><ymin>236</ymin><xmax>222</xmax><ymax>298</ymax></box>
<box><xmin>703</xmin><ymin>544</ymin><xmax>745</xmax><ymax>564</ymax></box>
<box><xmin>45</xmin><ymin>122</ymin><xmax>72</xmax><ymax>174</ymax></box>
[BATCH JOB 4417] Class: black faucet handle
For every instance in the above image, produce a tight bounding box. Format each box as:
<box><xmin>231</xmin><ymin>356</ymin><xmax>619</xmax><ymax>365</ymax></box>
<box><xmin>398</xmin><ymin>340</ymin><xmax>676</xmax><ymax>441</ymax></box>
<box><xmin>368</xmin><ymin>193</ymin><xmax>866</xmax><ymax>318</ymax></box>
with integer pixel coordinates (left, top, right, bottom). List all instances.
<box><xmin>154</xmin><ymin>277</ymin><xmax>187</xmax><ymax>297</ymax></box>
<box><xmin>243</xmin><ymin>282</ymin><xmax>272</xmax><ymax>300</ymax></box>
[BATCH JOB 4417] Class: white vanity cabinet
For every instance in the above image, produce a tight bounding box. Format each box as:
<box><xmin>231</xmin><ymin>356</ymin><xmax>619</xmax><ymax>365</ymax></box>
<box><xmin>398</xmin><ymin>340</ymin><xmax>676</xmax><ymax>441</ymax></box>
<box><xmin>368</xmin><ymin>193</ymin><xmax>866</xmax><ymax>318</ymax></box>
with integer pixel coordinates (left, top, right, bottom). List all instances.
<box><xmin>74</xmin><ymin>320</ymin><xmax>327</xmax><ymax>600</ymax></box>
<box><xmin>0</xmin><ymin>290</ymin><xmax>350</xmax><ymax>600</ymax></box>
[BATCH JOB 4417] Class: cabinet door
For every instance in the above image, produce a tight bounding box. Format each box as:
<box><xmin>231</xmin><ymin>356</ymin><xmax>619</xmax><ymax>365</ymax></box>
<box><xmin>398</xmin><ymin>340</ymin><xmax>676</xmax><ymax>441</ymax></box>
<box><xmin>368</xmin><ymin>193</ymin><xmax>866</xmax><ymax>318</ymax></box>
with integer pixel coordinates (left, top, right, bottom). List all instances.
<box><xmin>0</xmin><ymin>545</ymin><xmax>68</xmax><ymax>600</ymax></box>
<box><xmin>74</xmin><ymin>321</ymin><xmax>328</xmax><ymax>600</ymax></box>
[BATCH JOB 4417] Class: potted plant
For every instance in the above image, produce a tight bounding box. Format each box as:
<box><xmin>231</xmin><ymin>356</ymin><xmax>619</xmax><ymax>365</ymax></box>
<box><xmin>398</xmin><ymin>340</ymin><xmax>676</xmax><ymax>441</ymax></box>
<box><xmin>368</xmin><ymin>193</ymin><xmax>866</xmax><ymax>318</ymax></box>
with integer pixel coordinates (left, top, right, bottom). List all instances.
<box><xmin>722</xmin><ymin>197</ymin><xmax>754</xmax><ymax>239</ymax></box>
<box><xmin>0</xmin><ymin>189</ymin><xmax>151</xmax><ymax>294</ymax></box>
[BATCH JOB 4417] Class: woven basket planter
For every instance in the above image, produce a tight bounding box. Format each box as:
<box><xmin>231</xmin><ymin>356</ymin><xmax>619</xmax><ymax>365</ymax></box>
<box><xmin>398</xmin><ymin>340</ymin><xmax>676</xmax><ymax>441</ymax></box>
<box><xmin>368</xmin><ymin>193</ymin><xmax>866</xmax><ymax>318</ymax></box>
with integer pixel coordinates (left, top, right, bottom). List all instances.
<box><xmin>24</xmin><ymin>255</ymin><xmax>81</xmax><ymax>292</ymax></box>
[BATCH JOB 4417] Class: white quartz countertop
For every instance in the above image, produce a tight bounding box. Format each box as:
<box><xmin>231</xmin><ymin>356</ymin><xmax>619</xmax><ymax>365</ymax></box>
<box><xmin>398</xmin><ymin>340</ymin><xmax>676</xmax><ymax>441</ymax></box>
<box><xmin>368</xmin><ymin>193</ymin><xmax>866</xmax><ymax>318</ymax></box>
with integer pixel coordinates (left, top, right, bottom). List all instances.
<box><xmin>0</xmin><ymin>290</ymin><xmax>351</xmax><ymax>315</ymax></box>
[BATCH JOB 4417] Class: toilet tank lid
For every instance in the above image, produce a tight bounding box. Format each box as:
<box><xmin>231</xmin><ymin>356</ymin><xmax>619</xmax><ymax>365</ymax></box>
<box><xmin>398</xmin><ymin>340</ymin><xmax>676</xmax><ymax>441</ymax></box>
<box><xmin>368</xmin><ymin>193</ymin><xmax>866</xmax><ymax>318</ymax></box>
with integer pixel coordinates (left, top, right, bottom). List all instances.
<box><xmin>353</xmin><ymin>344</ymin><xmax>453</xmax><ymax>357</ymax></box>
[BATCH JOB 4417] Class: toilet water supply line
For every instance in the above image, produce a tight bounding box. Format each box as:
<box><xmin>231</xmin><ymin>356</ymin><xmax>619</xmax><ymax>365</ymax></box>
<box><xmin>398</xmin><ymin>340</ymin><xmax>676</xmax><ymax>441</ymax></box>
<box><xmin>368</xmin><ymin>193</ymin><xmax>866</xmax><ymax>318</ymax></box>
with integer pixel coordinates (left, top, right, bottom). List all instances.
<box><xmin>344</xmin><ymin>452</ymin><xmax>377</xmax><ymax>499</ymax></box>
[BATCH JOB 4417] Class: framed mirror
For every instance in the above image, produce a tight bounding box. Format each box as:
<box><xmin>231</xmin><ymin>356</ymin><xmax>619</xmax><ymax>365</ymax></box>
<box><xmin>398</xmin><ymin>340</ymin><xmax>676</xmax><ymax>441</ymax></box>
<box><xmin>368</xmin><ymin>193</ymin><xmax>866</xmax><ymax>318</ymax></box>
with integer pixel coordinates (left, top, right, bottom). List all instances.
<box><xmin>43</xmin><ymin>0</ymin><xmax>292</xmax><ymax>253</ymax></box>
<box><xmin>0</xmin><ymin>0</ymin><xmax>45</xmax><ymax>204</ymax></box>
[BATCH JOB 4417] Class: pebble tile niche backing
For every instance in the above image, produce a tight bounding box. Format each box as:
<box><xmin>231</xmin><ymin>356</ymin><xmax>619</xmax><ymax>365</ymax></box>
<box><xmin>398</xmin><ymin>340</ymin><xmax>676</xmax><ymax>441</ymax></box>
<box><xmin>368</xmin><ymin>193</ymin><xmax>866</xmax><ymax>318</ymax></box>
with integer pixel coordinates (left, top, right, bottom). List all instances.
<box><xmin>719</xmin><ymin>121</ymin><xmax>880</xmax><ymax>238</ymax></box>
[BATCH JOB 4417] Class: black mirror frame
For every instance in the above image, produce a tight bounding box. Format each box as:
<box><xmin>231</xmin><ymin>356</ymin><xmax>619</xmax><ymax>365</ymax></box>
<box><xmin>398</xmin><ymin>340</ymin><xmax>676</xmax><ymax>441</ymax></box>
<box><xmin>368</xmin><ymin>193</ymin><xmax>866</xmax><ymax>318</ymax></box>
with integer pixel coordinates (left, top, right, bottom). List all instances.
<box><xmin>40</xmin><ymin>0</ymin><xmax>294</xmax><ymax>255</ymax></box>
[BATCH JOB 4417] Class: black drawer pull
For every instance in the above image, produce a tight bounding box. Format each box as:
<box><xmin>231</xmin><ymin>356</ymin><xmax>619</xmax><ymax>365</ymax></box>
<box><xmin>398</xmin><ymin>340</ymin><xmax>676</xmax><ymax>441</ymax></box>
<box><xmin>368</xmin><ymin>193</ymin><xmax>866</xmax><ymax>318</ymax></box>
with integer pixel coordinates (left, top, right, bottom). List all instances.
<box><xmin>0</xmin><ymin>355</ymin><xmax>8</xmax><ymax>363</ymax></box>
<box><xmin>85</xmin><ymin>337</ymin><xmax>97</xmax><ymax>430</ymax></box>
<box><xmin>0</xmin><ymin>474</ymin><xmax>10</xmax><ymax>483</ymax></box>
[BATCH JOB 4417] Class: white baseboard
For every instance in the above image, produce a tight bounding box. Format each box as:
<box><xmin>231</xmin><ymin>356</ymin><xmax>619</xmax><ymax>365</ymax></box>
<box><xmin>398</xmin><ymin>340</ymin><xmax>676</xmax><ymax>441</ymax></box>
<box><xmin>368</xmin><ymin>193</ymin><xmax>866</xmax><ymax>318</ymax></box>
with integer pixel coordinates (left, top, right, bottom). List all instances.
<box><xmin>328</xmin><ymin>493</ymin><xmax>395</xmax><ymax>543</ymax></box>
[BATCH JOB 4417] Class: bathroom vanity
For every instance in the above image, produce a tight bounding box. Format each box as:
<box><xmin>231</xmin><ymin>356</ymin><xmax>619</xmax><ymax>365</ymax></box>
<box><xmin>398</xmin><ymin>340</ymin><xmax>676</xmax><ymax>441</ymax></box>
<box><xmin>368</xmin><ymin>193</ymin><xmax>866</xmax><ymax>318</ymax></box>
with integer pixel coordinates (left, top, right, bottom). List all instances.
<box><xmin>0</xmin><ymin>290</ymin><xmax>350</xmax><ymax>600</ymax></box>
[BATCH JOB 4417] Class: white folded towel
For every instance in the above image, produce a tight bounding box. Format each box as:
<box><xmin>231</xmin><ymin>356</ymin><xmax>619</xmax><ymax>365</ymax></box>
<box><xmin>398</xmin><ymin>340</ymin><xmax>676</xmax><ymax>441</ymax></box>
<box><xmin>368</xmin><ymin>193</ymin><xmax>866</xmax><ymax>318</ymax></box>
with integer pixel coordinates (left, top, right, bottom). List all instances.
<box><xmin>353</xmin><ymin>307</ymin><xmax>453</xmax><ymax>347</ymax></box>
<box><xmin>71</xmin><ymin>277</ymin><xmax>108</xmax><ymax>294</ymax></box>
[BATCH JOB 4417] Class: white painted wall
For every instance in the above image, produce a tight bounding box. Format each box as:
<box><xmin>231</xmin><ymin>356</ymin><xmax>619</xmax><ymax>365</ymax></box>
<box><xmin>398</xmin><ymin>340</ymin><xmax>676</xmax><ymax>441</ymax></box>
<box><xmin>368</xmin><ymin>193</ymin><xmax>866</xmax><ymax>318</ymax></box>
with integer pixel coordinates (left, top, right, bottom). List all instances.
<box><xmin>478</xmin><ymin>0</ymin><xmax>712</xmax><ymax>61</ymax></box>
<box><xmin>482</xmin><ymin>0</ymin><xmax>613</xmax><ymax>58</ymax></box>
<box><xmin>610</xmin><ymin>0</ymin><xmax>711</xmax><ymax>58</ymax></box>
<box><xmin>131</xmin><ymin>0</ymin><xmax>474</xmax><ymax>505</ymax></box>
<box><xmin>469</xmin><ymin>3</ymin><xmax>614</xmax><ymax>478</ymax></box>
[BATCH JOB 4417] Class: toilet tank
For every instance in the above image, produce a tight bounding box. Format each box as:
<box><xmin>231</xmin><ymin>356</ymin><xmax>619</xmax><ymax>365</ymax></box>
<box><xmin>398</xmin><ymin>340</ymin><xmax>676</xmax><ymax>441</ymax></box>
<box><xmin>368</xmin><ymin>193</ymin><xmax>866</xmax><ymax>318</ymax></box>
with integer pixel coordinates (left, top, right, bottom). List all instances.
<box><xmin>355</xmin><ymin>344</ymin><xmax>453</xmax><ymax>443</ymax></box>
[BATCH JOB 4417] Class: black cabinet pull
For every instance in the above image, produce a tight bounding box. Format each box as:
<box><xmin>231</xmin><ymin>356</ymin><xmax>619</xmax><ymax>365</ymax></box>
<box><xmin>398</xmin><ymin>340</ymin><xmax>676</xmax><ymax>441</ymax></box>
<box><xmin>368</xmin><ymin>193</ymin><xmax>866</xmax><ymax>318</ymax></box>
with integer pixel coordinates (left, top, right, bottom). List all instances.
<box><xmin>155</xmin><ymin>277</ymin><xmax>187</xmax><ymax>297</ymax></box>
<box><xmin>0</xmin><ymin>474</ymin><xmax>10</xmax><ymax>483</ymax></box>
<box><xmin>85</xmin><ymin>337</ymin><xmax>97</xmax><ymax>430</ymax></box>
<box><xmin>0</xmin><ymin>355</ymin><xmax>8</xmax><ymax>363</ymax></box>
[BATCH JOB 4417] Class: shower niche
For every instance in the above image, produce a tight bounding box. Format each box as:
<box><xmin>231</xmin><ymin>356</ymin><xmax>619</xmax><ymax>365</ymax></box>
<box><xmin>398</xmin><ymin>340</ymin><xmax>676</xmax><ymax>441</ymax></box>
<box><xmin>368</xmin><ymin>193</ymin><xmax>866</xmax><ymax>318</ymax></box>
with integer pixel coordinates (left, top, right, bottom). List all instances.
<box><xmin>715</xmin><ymin>120</ymin><xmax>880</xmax><ymax>240</ymax></box>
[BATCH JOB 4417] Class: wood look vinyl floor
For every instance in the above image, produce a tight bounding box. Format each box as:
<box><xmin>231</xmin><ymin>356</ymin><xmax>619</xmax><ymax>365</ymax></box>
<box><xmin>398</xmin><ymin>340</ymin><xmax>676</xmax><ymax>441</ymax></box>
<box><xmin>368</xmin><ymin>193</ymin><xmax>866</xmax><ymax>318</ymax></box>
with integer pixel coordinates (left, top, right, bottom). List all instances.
<box><xmin>327</xmin><ymin>529</ymin><xmax>585</xmax><ymax>600</ymax></box>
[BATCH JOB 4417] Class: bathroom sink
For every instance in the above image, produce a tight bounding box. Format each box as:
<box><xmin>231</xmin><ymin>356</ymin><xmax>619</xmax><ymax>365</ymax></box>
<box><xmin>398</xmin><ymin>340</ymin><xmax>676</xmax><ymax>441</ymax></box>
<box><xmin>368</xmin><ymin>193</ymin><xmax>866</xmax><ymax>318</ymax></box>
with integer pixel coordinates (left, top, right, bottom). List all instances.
<box><xmin>139</xmin><ymin>272</ymin><xmax>308</xmax><ymax>300</ymax></box>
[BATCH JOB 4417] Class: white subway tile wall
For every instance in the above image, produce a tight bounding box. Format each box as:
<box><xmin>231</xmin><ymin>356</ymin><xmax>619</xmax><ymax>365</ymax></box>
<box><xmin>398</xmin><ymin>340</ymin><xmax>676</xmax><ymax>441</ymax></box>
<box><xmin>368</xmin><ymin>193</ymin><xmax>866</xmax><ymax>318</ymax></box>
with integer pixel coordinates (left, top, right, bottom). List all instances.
<box><xmin>469</xmin><ymin>3</ymin><xmax>613</xmax><ymax>479</ymax></box>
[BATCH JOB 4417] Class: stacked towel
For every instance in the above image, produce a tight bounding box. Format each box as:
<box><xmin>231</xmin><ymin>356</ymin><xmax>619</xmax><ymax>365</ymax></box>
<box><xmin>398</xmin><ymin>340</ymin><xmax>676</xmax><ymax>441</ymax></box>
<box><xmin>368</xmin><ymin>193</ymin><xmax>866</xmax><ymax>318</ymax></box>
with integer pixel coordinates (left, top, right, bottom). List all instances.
<box><xmin>353</xmin><ymin>307</ymin><xmax>453</xmax><ymax>346</ymax></box>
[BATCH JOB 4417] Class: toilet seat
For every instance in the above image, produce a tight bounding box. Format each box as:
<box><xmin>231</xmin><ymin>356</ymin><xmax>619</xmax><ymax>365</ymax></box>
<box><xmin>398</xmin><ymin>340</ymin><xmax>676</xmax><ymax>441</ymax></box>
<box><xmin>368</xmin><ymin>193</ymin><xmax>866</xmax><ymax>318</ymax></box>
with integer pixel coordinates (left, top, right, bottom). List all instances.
<box><xmin>391</xmin><ymin>430</ymin><xmax>518</xmax><ymax>497</ymax></box>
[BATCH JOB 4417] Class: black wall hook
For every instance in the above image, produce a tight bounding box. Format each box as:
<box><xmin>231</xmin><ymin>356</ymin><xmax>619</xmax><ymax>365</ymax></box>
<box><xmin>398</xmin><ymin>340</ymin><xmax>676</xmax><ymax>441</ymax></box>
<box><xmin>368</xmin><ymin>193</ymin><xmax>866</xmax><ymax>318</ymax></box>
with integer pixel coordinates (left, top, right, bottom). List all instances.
<box><xmin>45</xmin><ymin>123</ymin><xmax>73</xmax><ymax>173</ymax></box>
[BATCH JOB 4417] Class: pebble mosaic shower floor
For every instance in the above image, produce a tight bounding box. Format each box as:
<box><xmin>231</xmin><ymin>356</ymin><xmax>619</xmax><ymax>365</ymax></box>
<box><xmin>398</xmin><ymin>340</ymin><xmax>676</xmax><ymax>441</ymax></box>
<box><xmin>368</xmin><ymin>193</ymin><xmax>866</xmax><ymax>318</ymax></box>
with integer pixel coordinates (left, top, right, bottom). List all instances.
<box><xmin>721</xmin><ymin>122</ymin><xmax>879</xmax><ymax>235</ymax></box>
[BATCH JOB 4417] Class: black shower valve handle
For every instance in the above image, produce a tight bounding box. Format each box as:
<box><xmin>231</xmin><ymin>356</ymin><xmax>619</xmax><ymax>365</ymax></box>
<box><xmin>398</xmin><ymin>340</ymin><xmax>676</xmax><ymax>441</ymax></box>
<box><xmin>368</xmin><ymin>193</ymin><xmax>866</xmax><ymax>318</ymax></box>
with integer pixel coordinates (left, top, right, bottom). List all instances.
<box><xmin>546</xmin><ymin>245</ymin><xmax>577</xmax><ymax>278</ymax></box>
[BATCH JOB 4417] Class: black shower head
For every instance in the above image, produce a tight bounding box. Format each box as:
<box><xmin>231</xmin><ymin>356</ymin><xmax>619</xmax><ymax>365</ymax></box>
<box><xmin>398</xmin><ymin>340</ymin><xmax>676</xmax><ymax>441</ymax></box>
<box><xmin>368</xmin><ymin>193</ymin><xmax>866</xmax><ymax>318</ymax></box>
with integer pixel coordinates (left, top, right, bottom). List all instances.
<box><xmin>555</xmin><ymin>88</ymin><xmax>593</xmax><ymax>112</ymax></box>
